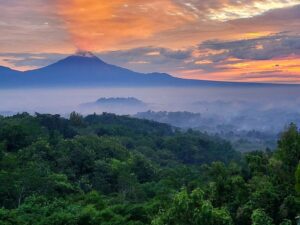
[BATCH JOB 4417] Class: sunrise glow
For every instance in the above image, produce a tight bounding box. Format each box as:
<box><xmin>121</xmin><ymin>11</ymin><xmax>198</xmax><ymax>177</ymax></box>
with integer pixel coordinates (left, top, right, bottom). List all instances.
<box><xmin>1</xmin><ymin>0</ymin><xmax>300</xmax><ymax>83</ymax></box>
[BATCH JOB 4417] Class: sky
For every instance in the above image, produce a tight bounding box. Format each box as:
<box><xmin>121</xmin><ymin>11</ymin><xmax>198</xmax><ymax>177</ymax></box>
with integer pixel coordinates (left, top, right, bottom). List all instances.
<box><xmin>0</xmin><ymin>0</ymin><xmax>300</xmax><ymax>83</ymax></box>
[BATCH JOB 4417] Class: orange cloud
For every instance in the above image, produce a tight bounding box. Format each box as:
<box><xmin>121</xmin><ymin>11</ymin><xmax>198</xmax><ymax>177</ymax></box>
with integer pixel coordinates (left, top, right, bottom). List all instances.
<box><xmin>175</xmin><ymin>57</ymin><xmax>300</xmax><ymax>83</ymax></box>
<box><xmin>2</xmin><ymin>0</ymin><xmax>300</xmax><ymax>84</ymax></box>
<box><xmin>56</xmin><ymin>0</ymin><xmax>196</xmax><ymax>51</ymax></box>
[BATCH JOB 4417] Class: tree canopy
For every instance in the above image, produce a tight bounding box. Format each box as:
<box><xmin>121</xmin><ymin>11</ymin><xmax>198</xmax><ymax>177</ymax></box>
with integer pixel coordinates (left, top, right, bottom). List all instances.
<box><xmin>0</xmin><ymin>113</ymin><xmax>299</xmax><ymax>225</ymax></box>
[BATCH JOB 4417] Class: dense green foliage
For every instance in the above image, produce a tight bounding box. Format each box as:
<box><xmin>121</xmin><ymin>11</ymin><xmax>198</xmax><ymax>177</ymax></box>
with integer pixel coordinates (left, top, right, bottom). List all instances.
<box><xmin>0</xmin><ymin>112</ymin><xmax>299</xmax><ymax>225</ymax></box>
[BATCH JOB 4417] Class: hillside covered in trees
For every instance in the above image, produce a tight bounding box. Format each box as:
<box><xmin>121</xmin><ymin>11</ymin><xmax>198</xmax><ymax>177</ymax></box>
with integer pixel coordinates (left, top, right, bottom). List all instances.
<box><xmin>0</xmin><ymin>112</ymin><xmax>299</xmax><ymax>225</ymax></box>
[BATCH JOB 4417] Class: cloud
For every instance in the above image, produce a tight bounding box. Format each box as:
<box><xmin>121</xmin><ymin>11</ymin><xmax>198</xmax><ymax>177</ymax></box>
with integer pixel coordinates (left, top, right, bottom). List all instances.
<box><xmin>0</xmin><ymin>0</ymin><xmax>71</xmax><ymax>53</ymax></box>
<box><xmin>229</xmin><ymin>71</ymin><xmax>300</xmax><ymax>83</ymax></box>
<box><xmin>1</xmin><ymin>0</ymin><xmax>300</xmax><ymax>53</ymax></box>
<box><xmin>228</xmin><ymin>4</ymin><xmax>300</xmax><ymax>32</ymax></box>
<box><xmin>173</xmin><ymin>0</ymin><xmax>300</xmax><ymax>21</ymax></box>
<box><xmin>55</xmin><ymin>0</ymin><xmax>300</xmax><ymax>51</ymax></box>
<box><xmin>200</xmin><ymin>32</ymin><xmax>300</xmax><ymax>61</ymax></box>
<box><xmin>55</xmin><ymin>0</ymin><xmax>197</xmax><ymax>51</ymax></box>
<box><xmin>97</xmin><ymin>47</ymin><xmax>194</xmax><ymax>73</ymax></box>
<box><xmin>0</xmin><ymin>53</ymin><xmax>67</xmax><ymax>71</ymax></box>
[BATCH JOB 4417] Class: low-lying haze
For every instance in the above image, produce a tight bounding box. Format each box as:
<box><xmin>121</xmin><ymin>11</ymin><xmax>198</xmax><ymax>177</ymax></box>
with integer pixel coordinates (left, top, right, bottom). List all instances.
<box><xmin>1</xmin><ymin>86</ymin><xmax>299</xmax><ymax>134</ymax></box>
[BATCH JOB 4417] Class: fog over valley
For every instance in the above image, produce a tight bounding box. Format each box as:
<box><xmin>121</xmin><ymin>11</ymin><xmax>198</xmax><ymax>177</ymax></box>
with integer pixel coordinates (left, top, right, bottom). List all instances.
<box><xmin>1</xmin><ymin>86</ymin><xmax>299</xmax><ymax>151</ymax></box>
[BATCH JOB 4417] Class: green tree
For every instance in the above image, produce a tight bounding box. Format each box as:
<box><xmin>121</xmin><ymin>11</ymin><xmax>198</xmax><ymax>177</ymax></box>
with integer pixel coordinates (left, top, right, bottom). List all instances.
<box><xmin>152</xmin><ymin>188</ymin><xmax>233</xmax><ymax>225</ymax></box>
<box><xmin>69</xmin><ymin>111</ymin><xmax>84</xmax><ymax>127</ymax></box>
<box><xmin>279</xmin><ymin>219</ymin><xmax>292</xmax><ymax>225</ymax></box>
<box><xmin>251</xmin><ymin>209</ymin><xmax>273</xmax><ymax>225</ymax></box>
<box><xmin>296</xmin><ymin>163</ymin><xmax>300</xmax><ymax>194</ymax></box>
<box><xmin>248</xmin><ymin>176</ymin><xmax>279</xmax><ymax>219</ymax></box>
<box><xmin>277</xmin><ymin>124</ymin><xmax>300</xmax><ymax>174</ymax></box>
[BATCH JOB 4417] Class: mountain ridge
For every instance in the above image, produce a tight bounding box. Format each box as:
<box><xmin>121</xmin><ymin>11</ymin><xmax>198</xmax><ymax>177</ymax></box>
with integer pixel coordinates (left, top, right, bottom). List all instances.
<box><xmin>0</xmin><ymin>52</ymin><xmax>296</xmax><ymax>87</ymax></box>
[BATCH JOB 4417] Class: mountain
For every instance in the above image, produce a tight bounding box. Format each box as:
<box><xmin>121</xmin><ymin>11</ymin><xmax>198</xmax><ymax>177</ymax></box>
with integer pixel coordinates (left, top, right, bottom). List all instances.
<box><xmin>0</xmin><ymin>51</ymin><xmax>290</xmax><ymax>87</ymax></box>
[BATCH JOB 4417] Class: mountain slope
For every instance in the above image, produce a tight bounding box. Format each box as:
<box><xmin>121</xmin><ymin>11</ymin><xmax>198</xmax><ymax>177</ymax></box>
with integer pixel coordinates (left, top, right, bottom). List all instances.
<box><xmin>25</xmin><ymin>54</ymin><xmax>158</xmax><ymax>86</ymax></box>
<box><xmin>0</xmin><ymin>52</ymin><xmax>290</xmax><ymax>87</ymax></box>
<box><xmin>23</xmin><ymin>52</ymin><xmax>193</xmax><ymax>87</ymax></box>
<box><xmin>0</xmin><ymin>66</ymin><xmax>19</xmax><ymax>75</ymax></box>
<box><xmin>0</xmin><ymin>66</ymin><xmax>23</xmax><ymax>86</ymax></box>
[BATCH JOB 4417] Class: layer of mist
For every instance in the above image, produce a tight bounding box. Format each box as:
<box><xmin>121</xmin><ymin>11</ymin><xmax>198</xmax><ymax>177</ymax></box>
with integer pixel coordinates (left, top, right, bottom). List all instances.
<box><xmin>1</xmin><ymin>86</ymin><xmax>299</xmax><ymax>151</ymax></box>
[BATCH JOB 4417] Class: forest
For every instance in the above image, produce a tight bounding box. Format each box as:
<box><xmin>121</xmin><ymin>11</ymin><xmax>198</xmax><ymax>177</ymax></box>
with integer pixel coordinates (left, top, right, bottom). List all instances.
<box><xmin>0</xmin><ymin>112</ymin><xmax>299</xmax><ymax>225</ymax></box>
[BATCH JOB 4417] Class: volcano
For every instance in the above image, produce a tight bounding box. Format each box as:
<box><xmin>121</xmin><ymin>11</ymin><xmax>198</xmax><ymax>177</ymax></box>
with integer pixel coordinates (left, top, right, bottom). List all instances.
<box><xmin>0</xmin><ymin>52</ymin><xmax>285</xmax><ymax>87</ymax></box>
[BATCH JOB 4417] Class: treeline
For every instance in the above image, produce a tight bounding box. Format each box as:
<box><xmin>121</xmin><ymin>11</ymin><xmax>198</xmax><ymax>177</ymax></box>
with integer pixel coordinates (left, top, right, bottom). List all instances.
<box><xmin>0</xmin><ymin>112</ymin><xmax>299</xmax><ymax>225</ymax></box>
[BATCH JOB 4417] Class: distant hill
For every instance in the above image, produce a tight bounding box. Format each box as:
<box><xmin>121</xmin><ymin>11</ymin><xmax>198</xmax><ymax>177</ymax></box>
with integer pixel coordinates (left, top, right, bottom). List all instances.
<box><xmin>0</xmin><ymin>51</ymin><xmax>292</xmax><ymax>87</ymax></box>
<box><xmin>81</xmin><ymin>97</ymin><xmax>146</xmax><ymax>107</ymax></box>
<box><xmin>80</xmin><ymin>97</ymin><xmax>148</xmax><ymax>114</ymax></box>
<box><xmin>96</xmin><ymin>97</ymin><xmax>145</xmax><ymax>105</ymax></box>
